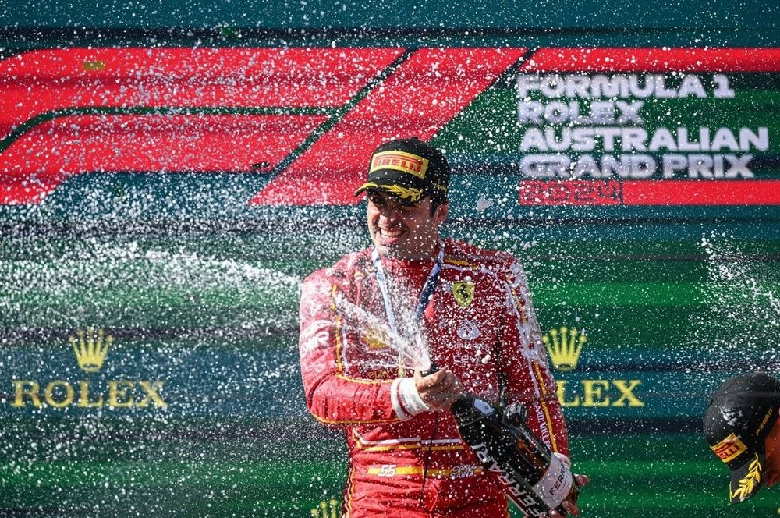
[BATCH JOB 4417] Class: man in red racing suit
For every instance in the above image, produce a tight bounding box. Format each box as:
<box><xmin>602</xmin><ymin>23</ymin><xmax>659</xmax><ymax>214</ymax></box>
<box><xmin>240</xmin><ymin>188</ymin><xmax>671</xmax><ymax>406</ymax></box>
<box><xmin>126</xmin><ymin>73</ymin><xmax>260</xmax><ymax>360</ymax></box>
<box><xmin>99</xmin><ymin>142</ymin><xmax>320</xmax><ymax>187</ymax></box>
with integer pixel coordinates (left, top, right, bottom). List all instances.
<box><xmin>298</xmin><ymin>138</ymin><xmax>575</xmax><ymax>517</ymax></box>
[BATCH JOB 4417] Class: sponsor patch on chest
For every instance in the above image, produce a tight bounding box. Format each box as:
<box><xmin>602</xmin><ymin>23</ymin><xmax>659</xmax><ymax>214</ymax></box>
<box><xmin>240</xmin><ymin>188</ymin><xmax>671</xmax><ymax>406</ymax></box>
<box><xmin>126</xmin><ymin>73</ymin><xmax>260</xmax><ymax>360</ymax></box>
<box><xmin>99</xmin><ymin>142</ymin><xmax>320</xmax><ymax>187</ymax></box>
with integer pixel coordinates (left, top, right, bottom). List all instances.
<box><xmin>457</xmin><ymin>319</ymin><xmax>482</xmax><ymax>340</ymax></box>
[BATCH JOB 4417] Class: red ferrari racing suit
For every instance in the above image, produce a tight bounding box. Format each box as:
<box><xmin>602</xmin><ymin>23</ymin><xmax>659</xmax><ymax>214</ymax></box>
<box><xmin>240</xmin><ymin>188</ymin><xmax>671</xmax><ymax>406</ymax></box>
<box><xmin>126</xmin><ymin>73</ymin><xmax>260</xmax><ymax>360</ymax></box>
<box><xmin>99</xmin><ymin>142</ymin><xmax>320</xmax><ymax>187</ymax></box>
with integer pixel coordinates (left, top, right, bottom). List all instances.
<box><xmin>299</xmin><ymin>238</ymin><xmax>569</xmax><ymax>517</ymax></box>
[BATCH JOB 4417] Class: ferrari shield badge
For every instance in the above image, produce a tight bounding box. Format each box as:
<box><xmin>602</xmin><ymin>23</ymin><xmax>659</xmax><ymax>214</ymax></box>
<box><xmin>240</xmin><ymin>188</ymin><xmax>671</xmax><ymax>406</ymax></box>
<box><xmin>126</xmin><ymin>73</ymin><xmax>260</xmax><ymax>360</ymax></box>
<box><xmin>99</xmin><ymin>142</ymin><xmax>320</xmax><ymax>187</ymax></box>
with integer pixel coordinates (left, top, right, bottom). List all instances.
<box><xmin>452</xmin><ymin>280</ymin><xmax>474</xmax><ymax>308</ymax></box>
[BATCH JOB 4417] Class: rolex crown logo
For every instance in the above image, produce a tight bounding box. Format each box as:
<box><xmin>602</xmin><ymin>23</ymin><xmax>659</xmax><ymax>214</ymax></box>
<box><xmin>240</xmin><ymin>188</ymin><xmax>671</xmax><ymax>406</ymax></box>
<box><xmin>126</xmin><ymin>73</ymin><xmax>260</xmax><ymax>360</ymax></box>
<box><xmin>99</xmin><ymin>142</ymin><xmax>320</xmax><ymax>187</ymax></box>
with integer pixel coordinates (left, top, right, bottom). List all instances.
<box><xmin>70</xmin><ymin>327</ymin><xmax>112</xmax><ymax>373</ymax></box>
<box><xmin>542</xmin><ymin>326</ymin><xmax>586</xmax><ymax>371</ymax></box>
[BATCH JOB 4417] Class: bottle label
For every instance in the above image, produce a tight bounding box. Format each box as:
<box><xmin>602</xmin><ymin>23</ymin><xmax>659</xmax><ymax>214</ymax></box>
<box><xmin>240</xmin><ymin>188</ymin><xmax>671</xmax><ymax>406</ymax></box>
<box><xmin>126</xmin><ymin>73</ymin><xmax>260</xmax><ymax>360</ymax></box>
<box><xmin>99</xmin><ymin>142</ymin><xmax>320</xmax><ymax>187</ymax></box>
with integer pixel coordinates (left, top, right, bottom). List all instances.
<box><xmin>472</xmin><ymin>397</ymin><xmax>496</xmax><ymax>416</ymax></box>
<box><xmin>531</xmin><ymin>453</ymin><xmax>573</xmax><ymax>509</ymax></box>
<box><xmin>470</xmin><ymin>441</ymin><xmax>549</xmax><ymax>517</ymax></box>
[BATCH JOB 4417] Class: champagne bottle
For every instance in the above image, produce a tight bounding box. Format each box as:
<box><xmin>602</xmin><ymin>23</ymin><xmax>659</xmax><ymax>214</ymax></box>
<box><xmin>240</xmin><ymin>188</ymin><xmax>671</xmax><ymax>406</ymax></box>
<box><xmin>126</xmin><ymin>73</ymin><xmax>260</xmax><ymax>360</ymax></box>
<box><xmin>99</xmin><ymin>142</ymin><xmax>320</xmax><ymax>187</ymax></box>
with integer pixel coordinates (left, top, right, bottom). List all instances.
<box><xmin>450</xmin><ymin>394</ymin><xmax>579</xmax><ymax>517</ymax></box>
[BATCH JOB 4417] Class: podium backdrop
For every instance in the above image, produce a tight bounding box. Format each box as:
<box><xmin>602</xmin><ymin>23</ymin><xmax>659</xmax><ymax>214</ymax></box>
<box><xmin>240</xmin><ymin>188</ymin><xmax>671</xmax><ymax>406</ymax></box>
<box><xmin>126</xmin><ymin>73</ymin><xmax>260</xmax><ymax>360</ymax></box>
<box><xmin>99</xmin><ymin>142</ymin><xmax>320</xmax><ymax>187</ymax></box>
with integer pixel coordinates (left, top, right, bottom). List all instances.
<box><xmin>1</xmin><ymin>1</ymin><xmax>778</xmax><ymax>515</ymax></box>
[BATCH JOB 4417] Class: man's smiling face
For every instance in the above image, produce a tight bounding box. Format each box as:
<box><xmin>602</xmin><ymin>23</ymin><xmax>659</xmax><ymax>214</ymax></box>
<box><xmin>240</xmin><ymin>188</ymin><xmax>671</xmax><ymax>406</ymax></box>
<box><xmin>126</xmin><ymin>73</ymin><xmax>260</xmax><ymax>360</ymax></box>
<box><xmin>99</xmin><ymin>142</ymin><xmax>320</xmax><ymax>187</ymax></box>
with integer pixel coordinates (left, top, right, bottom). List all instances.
<box><xmin>366</xmin><ymin>190</ymin><xmax>447</xmax><ymax>260</ymax></box>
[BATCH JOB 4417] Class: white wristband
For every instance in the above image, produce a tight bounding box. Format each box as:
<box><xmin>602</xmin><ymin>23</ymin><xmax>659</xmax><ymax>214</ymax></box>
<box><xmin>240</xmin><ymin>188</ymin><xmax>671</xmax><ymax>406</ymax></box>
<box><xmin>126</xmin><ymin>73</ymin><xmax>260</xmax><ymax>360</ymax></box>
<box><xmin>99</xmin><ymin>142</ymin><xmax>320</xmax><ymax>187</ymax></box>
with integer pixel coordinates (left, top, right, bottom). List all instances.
<box><xmin>391</xmin><ymin>378</ymin><xmax>431</xmax><ymax>420</ymax></box>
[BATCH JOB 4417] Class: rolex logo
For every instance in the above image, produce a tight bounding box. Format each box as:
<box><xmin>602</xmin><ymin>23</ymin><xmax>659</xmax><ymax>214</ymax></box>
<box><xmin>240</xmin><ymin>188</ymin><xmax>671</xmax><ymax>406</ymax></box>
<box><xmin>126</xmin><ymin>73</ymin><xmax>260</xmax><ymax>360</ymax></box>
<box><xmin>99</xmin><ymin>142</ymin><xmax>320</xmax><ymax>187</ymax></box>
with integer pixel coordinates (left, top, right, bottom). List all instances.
<box><xmin>70</xmin><ymin>328</ymin><xmax>112</xmax><ymax>373</ymax></box>
<box><xmin>10</xmin><ymin>327</ymin><xmax>168</xmax><ymax>410</ymax></box>
<box><xmin>542</xmin><ymin>326</ymin><xmax>585</xmax><ymax>371</ymax></box>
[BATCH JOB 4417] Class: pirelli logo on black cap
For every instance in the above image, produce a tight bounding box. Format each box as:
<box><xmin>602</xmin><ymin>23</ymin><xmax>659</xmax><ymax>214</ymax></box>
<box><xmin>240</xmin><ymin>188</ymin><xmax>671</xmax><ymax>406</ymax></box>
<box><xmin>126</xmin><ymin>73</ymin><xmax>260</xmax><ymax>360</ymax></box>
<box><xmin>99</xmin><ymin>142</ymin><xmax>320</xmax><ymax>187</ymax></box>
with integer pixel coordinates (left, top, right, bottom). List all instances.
<box><xmin>711</xmin><ymin>433</ymin><xmax>747</xmax><ymax>464</ymax></box>
<box><xmin>370</xmin><ymin>151</ymin><xmax>428</xmax><ymax>179</ymax></box>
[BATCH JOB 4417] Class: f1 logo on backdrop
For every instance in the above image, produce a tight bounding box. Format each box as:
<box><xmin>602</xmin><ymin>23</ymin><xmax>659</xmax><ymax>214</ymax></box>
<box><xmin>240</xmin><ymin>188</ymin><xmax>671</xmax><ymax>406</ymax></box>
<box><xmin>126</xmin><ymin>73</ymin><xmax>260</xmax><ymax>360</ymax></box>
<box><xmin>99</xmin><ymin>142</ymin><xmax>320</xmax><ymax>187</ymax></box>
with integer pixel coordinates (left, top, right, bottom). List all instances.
<box><xmin>0</xmin><ymin>47</ymin><xmax>778</xmax><ymax>206</ymax></box>
<box><xmin>0</xmin><ymin>47</ymin><xmax>524</xmax><ymax>205</ymax></box>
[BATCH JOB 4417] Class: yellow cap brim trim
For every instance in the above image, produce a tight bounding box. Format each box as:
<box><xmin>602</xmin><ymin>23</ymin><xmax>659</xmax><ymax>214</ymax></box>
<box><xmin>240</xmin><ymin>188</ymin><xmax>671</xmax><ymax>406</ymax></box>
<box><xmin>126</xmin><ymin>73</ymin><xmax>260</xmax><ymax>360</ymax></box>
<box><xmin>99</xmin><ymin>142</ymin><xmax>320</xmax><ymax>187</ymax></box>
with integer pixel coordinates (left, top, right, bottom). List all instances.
<box><xmin>354</xmin><ymin>182</ymin><xmax>424</xmax><ymax>203</ymax></box>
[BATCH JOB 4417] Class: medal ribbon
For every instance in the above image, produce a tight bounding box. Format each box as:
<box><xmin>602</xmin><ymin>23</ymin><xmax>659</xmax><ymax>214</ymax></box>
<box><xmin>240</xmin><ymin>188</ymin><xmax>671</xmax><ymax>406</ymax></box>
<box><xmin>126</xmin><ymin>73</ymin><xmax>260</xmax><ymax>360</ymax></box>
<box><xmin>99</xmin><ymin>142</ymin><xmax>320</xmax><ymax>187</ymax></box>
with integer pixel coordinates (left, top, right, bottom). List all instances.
<box><xmin>371</xmin><ymin>243</ymin><xmax>444</xmax><ymax>335</ymax></box>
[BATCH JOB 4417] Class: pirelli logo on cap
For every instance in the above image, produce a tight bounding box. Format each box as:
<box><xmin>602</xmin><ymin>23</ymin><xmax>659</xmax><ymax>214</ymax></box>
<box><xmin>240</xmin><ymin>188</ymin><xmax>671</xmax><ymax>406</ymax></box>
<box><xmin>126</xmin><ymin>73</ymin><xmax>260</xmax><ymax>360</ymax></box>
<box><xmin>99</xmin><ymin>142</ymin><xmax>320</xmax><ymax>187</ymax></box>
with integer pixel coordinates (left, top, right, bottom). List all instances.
<box><xmin>711</xmin><ymin>433</ymin><xmax>748</xmax><ymax>463</ymax></box>
<box><xmin>371</xmin><ymin>151</ymin><xmax>428</xmax><ymax>179</ymax></box>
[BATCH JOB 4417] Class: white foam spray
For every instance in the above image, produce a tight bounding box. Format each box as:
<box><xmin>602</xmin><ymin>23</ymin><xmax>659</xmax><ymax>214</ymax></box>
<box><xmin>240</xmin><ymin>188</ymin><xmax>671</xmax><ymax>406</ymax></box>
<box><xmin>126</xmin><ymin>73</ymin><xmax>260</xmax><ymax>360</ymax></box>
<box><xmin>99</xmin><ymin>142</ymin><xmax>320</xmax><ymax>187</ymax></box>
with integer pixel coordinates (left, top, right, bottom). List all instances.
<box><xmin>332</xmin><ymin>292</ymin><xmax>432</xmax><ymax>372</ymax></box>
<box><xmin>696</xmin><ymin>231</ymin><xmax>780</xmax><ymax>370</ymax></box>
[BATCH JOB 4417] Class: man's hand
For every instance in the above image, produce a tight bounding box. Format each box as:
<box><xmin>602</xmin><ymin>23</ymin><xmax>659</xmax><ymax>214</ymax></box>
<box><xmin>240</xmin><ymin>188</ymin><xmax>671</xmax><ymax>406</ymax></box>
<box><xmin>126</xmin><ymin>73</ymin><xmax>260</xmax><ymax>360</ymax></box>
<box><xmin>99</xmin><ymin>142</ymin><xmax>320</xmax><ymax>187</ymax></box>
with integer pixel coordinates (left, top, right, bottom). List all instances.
<box><xmin>548</xmin><ymin>474</ymin><xmax>589</xmax><ymax>517</ymax></box>
<box><xmin>414</xmin><ymin>368</ymin><xmax>463</xmax><ymax>411</ymax></box>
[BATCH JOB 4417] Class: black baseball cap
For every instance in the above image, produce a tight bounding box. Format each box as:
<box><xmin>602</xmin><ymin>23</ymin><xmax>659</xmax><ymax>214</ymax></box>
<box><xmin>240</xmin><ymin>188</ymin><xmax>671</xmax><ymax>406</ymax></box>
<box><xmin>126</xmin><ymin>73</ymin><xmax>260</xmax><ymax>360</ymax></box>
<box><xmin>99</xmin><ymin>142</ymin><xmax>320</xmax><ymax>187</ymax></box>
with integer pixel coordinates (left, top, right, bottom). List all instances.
<box><xmin>354</xmin><ymin>138</ymin><xmax>450</xmax><ymax>205</ymax></box>
<box><xmin>703</xmin><ymin>373</ymin><xmax>780</xmax><ymax>503</ymax></box>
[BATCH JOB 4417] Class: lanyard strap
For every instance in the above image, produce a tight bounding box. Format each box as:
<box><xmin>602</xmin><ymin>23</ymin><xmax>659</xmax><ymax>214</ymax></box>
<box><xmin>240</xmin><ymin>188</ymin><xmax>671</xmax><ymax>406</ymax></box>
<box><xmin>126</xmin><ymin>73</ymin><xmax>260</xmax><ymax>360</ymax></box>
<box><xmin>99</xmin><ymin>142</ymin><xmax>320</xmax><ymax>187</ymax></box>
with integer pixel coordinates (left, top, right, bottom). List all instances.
<box><xmin>371</xmin><ymin>244</ymin><xmax>444</xmax><ymax>335</ymax></box>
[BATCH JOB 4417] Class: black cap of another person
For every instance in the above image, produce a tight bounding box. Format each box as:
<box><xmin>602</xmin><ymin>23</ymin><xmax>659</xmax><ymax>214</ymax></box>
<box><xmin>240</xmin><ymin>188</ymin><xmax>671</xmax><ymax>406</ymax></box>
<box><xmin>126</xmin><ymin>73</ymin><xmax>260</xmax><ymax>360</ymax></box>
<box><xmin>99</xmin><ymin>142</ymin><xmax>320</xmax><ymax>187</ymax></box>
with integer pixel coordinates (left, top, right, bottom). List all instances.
<box><xmin>354</xmin><ymin>138</ymin><xmax>450</xmax><ymax>205</ymax></box>
<box><xmin>703</xmin><ymin>373</ymin><xmax>780</xmax><ymax>503</ymax></box>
